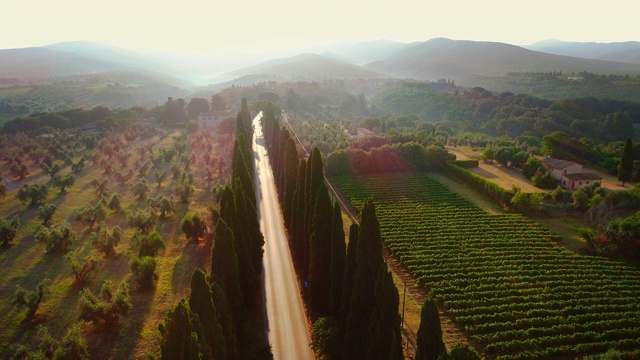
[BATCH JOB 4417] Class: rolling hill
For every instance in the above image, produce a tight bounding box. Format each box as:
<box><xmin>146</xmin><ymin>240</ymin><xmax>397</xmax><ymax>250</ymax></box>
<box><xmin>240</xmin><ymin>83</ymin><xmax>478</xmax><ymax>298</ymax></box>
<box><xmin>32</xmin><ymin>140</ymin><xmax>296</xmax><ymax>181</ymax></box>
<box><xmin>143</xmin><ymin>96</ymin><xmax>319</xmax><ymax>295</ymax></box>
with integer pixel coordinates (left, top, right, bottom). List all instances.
<box><xmin>323</xmin><ymin>39</ymin><xmax>409</xmax><ymax>65</ymax></box>
<box><xmin>523</xmin><ymin>39</ymin><xmax>640</xmax><ymax>64</ymax></box>
<box><xmin>209</xmin><ymin>53</ymin><xmax>387</xmax><ymax>84</ymax></box>
<box><xmin>364</xmin><ymin>38</ymin><xmax>640</xmax><ymax>84</ymax></box>
<box><xmin>0</xmin><ymin>41</ymin><xmax>194</xmax><ymax>86</ymax></box>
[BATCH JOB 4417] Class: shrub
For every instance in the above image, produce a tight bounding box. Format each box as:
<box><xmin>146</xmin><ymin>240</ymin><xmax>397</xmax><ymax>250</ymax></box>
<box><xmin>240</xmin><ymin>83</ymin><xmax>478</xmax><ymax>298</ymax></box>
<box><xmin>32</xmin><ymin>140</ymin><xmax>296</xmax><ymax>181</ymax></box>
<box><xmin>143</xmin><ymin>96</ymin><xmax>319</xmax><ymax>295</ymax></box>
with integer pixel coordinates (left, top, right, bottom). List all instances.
<box><xmin>138</xmin><ymin>230</ymin><xmax>166</xmax><ymax>257</ymax></box>
<box><xmin>0</xmin><ymin>215</ymin><xmax>20</xmax><ymax>246</ymax></box>
<box><xmin>80</xmin><ymin>280</ymin><xmax>131</xmax><ymax>329</ymax></box>
<box><xmin>127</xmin><ymin>208</ymin><xmax>156</xmax><ymax>234</ymax></box>
<box><xmin>551</xmin><ymin>185</ymin><xmax>572</xmax><ymax>203</ymax></box>
<box><xmin>522</xmin><ymin>156</ymin><xmax>544</xmax><ymax>178</ymax></box>
<box><xmin>148</xmin><ymin>195</ymin><xmax>175</xmax><ymax>218</ymax></box>
<box><xmin>53</xmin><ymin>323</ymin><xmax>90</xmax><ymax>360</ymax></box>
<box><xmin>36</xmin><ymin>222</ymin><xmax>75</xmax><ymax>253</ymax></box>
<box><xmin>180</xmin><ymin>212</ymin><xmax>207</xmax><ymax>243</ymax></box>
<box><xmin>132</xmin><ymin>179</ymin><xmax>149</xmax><ymax>200</ymax></box>
<box><xmin>13</xmin><ymin>279</ymin><xmax>51</xmax><ymax>317</ymax></box>
<box><xmin>107</xmin><ymin>193</ymin><xmax>122</xmax><ymax>211</ymax></box>
<box><xmin>449</xmin><ymin>159</ymin><xmax>479</xmax><ymax>168</ymax></box>
<box><xmin>92</xmin><ymin>225</ymin><xmax>123</xmax><ymax>257</ymax></box>
<box><xmin>130</xmin><ymin>256</ymin><xmax>157</xmax><ymax>290</ymax></box>
<box><xmin>37</xmin><ymin>203</ymin><xmax>57</xmax><ymax>226</ymax></box>
<box><xmin>531</xmin><ymin>169</ymin><xmax>559</xmax><ymax>189</ymax></box>
<box><xmin>66</xmin><ymin>251</ymin><xmax>99</xmax><ymax>285</ymax></box>
<box><xmin>17</xmin><ymin>184</ymin><xmax>49</xmax><ymax>206</ymax></box>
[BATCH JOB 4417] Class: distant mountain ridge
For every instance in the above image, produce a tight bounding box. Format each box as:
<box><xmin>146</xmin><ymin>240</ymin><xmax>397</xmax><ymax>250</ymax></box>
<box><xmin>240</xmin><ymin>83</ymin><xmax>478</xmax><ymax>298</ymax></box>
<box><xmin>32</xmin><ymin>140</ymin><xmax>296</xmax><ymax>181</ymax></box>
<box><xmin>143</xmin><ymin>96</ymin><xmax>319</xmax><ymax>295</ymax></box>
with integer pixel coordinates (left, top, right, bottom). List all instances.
<box><xmin>3</xmin><ymin>38</ymin><xmax>640</xmax><ymax>93</ymax></box>
<box><xmin>363</xmin><ymin>38</ymin><xmax>640</xmax><ymax>84</ymax></box>
<box><xmin>323</xmin><ymin>39</ymin><xmax>408</xmax><ymax>65</ymax></box>
<box><xmin>0</xmin><ymin>41</ymin><xmax>194</xmax><ymax>86</ymax></box>
<box><xmin>524</xmin><ymin>39</ymin><xmax>640</xmax><ymax>64</ymax></box>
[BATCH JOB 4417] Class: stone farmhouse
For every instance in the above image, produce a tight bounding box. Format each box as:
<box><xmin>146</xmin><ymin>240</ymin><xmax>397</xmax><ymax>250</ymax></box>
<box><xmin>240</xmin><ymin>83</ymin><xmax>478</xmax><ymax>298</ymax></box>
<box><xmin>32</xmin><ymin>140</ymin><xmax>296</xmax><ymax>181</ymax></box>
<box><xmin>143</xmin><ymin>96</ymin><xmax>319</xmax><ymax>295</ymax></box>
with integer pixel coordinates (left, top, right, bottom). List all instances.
<box><xmin>196</xmin><ymin>110</ymin><xmax>231</xmax><ymax>128</ymax></box>
<box><xmin>541</xmin><ymin>157</ymin><xmax>603</xmax><ymax>190</ymax></box>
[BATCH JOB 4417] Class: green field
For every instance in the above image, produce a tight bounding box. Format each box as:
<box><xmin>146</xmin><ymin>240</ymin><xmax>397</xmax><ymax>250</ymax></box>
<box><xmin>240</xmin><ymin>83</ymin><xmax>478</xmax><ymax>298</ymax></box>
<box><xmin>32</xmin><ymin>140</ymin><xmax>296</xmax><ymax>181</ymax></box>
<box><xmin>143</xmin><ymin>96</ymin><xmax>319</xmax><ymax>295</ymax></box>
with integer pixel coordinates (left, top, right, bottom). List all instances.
<box><xmin>0</xmin><ymin>87</ymin><xmax>32</xmax><ymax>99</ymax></box>
<box><xmin>333</xmin><ymin>173</ymin><xmax>640</xmax><ymax>360</ymax></box>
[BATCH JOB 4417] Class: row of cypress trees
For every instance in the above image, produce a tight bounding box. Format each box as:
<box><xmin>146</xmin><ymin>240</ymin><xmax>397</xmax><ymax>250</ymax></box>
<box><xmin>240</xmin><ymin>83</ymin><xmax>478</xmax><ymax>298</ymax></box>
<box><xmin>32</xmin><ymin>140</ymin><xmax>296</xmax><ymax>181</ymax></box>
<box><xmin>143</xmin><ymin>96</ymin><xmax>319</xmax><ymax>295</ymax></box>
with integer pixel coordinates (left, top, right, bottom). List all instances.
<box><xmin>159</xmin><ymin>99</ymin><xmax>270</xmax><ymax>360</ymax></box>
<box><xmin>261</xmin><ymin>104</ymin><xmax>403</xmax><ymax>359</ymax></box>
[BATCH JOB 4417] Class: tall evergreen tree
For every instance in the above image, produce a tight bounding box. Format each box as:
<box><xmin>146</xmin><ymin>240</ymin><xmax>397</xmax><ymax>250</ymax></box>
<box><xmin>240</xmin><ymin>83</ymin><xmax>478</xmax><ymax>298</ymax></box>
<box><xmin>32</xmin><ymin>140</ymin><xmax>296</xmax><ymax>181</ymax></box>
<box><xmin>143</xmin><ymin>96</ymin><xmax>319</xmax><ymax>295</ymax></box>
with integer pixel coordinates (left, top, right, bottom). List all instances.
<box><xmin>240</xmin><ymin>97</ymin><xmax>252</xmax><ymax>132</ymax></box>
<box><xmin>330</xmin><ymin>202</ymin><xmax>346</xmax><ymax>318</ymax></box>
<box><xmin>189</xmin><ymin>268</ymin><xmax>226</xmax><ymax>360</ymax></box>
<box><xmin>291</xmin><ymin>159</ymin><xmax>308</xmax><ymax>276</ymax></box>
<box><xmin>211</xmin><ymin>219</ymin><xmax>242</xmax><ymax>331</ymax></box>
<box><xmin>211</xmin><ymin>281</ymin><xmax>237</xmax><ymax>360</ymax></box>
<box><xmin>159</xmin><ymin>299</ymin><xmax>203</xmax><ymax>360</ymax></box>
<box><xmin>618</xmin><ymin>137</ymin><xmax>634</xmax><ymax>186</ymax></box>
<box><xmin>416</xmin><ymin>294</ymin><xmax>446</xmax><ymax>360</ymax></box>
<box><xmin>365</xmin><ymin>264</ymin><xmax>403</xmax><ymax>360</ymax></box>
<box><xmin>309</xmin><ymin>182</ymin><xmax>333</xmax><ymax>317</ymax></box>
<box><xmin>276</xmin><ymin>127</ymin><xmax>291</xmax><ymax>192</ymax></box>
<box><xmin>232</xmin><ymin>177</ymin><xmax>263</xmax><ymax>310</ymax></box>
<box><xmin>282</xmin><ymin>138</ymin><xmax>299</xmax><ymax>229</ymax></box>
<box><xmin>343</xmin><ymin>199</ymin><xmax>384</xmax><ymax>359</ymax></box>
<box><xmin>305</xmin><ymin>148</ymin><xmax>324</xmax><ymax>236</ymax></box>
<box><xmin>231</xmin><ymin>136</ymin><xmax>256</xmax><ymax>207</ymax></box>
<box><xmin>340</xmin><ymin>223</ymin><xmax>359</xmax><ymax>328</ymax></box>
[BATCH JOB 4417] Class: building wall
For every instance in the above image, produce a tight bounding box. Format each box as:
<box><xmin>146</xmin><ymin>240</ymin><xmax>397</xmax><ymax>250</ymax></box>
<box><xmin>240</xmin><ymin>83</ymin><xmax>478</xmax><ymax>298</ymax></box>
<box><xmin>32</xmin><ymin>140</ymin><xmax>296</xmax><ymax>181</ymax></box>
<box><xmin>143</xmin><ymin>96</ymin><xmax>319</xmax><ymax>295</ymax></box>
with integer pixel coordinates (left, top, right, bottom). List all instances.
<box><xmin>548</xmin><ymin>163</ymin><xmax>582</xmax><ymax>181</ymax></box>
<box><xmin>561</xmin><ymin>176</ymin><xmax>602</xmax><ymax>190</ymax></box>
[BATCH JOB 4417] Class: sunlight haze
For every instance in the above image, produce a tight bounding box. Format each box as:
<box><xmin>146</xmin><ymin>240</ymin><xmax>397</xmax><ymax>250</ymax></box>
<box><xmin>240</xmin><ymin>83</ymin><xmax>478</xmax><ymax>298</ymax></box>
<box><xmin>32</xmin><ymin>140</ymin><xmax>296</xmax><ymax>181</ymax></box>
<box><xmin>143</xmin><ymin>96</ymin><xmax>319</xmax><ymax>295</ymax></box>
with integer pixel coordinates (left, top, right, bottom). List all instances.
<box><xmin>3</xmin><ymin>0</ymin><xmax>638</xmax><ymax>52</ymax></box>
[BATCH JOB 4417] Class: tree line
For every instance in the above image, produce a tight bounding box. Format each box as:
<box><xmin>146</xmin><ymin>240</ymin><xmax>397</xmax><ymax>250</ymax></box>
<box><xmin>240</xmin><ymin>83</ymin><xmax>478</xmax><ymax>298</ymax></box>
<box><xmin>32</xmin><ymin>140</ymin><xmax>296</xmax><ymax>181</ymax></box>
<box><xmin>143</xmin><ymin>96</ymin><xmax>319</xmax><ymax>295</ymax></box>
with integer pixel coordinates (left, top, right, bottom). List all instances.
<box><xmin>159</xmin><ymin>98</ymin><xmax>270</xmax><ymax>359</ymax></box>
<box><xmin>261</xmin><ymin>103</ymin><xmax>482</xmax><ymax>359</ymax></box>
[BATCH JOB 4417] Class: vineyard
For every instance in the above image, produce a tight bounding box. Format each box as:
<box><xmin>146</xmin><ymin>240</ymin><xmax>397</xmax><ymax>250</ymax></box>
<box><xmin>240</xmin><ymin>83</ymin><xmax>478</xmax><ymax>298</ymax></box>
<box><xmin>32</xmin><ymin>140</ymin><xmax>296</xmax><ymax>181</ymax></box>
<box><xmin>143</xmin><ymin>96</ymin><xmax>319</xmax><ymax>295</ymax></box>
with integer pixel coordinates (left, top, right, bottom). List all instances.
<box><xmin>332</xmin><ymin>173</ymin><xmax>640</xmax><ymax>359</ymax></box>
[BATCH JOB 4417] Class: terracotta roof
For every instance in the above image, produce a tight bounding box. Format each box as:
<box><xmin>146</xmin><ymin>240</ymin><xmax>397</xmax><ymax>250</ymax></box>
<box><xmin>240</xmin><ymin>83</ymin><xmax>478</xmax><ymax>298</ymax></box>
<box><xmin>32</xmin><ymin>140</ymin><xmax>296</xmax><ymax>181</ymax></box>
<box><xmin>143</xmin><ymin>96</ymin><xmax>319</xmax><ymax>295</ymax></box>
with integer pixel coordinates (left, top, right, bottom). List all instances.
<box><xmin>562</xmin><ymin>172</ymin><xmax>602</xmax><ymax>181</ymax></box>
<box><xmin>541</xmin><ymin>157</ymin><xmax>578</xmax><ymax>169</ymax></box>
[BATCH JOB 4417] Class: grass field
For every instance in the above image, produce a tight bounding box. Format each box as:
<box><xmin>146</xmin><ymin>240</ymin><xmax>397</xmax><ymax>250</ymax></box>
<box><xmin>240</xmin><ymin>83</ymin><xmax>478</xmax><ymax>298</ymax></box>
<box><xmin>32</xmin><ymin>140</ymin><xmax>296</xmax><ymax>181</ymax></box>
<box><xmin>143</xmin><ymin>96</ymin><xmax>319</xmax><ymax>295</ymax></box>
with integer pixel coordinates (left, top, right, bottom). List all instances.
<box><xmin>334</xmin><ymin>172</ymin><xmax>640</xmax><ymax>359</ymax></box>
<box><xmin>0</xmin><ymin>87</ymin><xmax>32</xmax><ymax>99</ymax></box>
<box><xmin>87</xmin><ymin>83</ymin><xmax>110</xmax><ymax>92</ymax></box>
<box><xmin>0</xmin><ymin>125</ymin><xmax>230</xmax><ymax>358</ymax></box>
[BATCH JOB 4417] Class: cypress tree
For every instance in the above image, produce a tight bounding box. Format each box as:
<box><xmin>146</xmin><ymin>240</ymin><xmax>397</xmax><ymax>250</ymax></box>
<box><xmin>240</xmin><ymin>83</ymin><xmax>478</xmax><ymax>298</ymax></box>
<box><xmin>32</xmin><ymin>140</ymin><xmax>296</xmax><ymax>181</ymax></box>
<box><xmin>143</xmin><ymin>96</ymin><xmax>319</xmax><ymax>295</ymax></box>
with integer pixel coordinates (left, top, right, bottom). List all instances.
<box><xmin>366</xmin><ymin>264</ymin><xmax>403</xmax><ymax>360</ymax></box>
<box><xmin>211</xmin><ymin>219</ymin><xmax>242</xmax><ymax>330</ymax></box>
<box><xmin>330</xmin><ymin>202</ymin><xmax>346</xmax><ymax>318</ymax></box>
<box><xmin>189</xmin><ymin>268</ymin><xmax>226</xmax><ymax>360</ymax></box>
<box><xmin>292</xmin><ymin>159</ymin><xmax>309</xmax><ymax>277</ymax></box>
<box><xmin>232</xmin><ymin>177</ymin><xmax>263</xmax><ymax>310</ymax></box>
<box><xmin>282</xmin><ymin>139</ymin><xmax>299</xmax><ymax>229</ymax></box>
<box><xmin>231</xmin><ymin>136</ymin><xmax>256</xmax><ymax>207</ymax></box>
<box><xmin>618</xmin><ymin>137</ymin><xmax>633</xmax><ymax>186</ymax></box>
<box><xmin>276</xmin><ymin>127</ymin><xmax>291</xmax><ymax>192</ymax></box>
<box><xmin>343</xmin><ymin>199</ymin><xmax>384</xmax><ymax>359</ymax></box>
<box><xmin>159</xmin><ymin>299</ymin><xmax>203</xmax><ymax>360</ymax></box>
<box><xmin>305</xmin><ymin>148</ymin><xmax>324</xmax><ymax>237</ymax></box>
<box><xmin>240</xmin><ymin>97</ymin><xmax>252</xmax><ymax>132</ymax></box>
<box><xmin>211</xmin><ymin>280</ymin><xmax>237</xmax><ymax>360</ymax></box>
<box><xmin>339</xmin><ymin>223</ymin><xmax>359</xmax><ymax>328</ymax></box>
<box><xmin>309</xmin><ymin>182</ymin><xmax>333</xmax><ymax>317</ymax></box>
<box><xmin>416</xmin><ymin>294</ymin><xmax>446</xmax><ymax>360</ymax></box>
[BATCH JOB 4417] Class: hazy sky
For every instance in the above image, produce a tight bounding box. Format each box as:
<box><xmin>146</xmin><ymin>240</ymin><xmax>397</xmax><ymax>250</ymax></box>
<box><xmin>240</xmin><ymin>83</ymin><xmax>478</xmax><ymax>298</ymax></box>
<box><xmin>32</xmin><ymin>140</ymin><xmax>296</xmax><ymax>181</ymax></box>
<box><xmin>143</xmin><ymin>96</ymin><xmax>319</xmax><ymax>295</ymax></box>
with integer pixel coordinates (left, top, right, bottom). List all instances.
<box><xmin>3</xmin><ymin>0</ymin><xmax>638</xmax><ymax>52</ymax></box>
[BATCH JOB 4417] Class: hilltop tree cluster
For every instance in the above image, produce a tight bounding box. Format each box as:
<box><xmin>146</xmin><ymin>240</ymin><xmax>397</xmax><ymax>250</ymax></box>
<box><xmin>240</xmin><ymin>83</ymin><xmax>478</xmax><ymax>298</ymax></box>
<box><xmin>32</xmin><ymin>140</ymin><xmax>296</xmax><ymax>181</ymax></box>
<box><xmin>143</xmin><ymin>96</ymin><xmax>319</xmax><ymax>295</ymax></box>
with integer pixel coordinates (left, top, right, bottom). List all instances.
<box><xmin>261</xmin><ymin>104</ymin><xmax>403</xmax><ymax>359</ymax></box>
